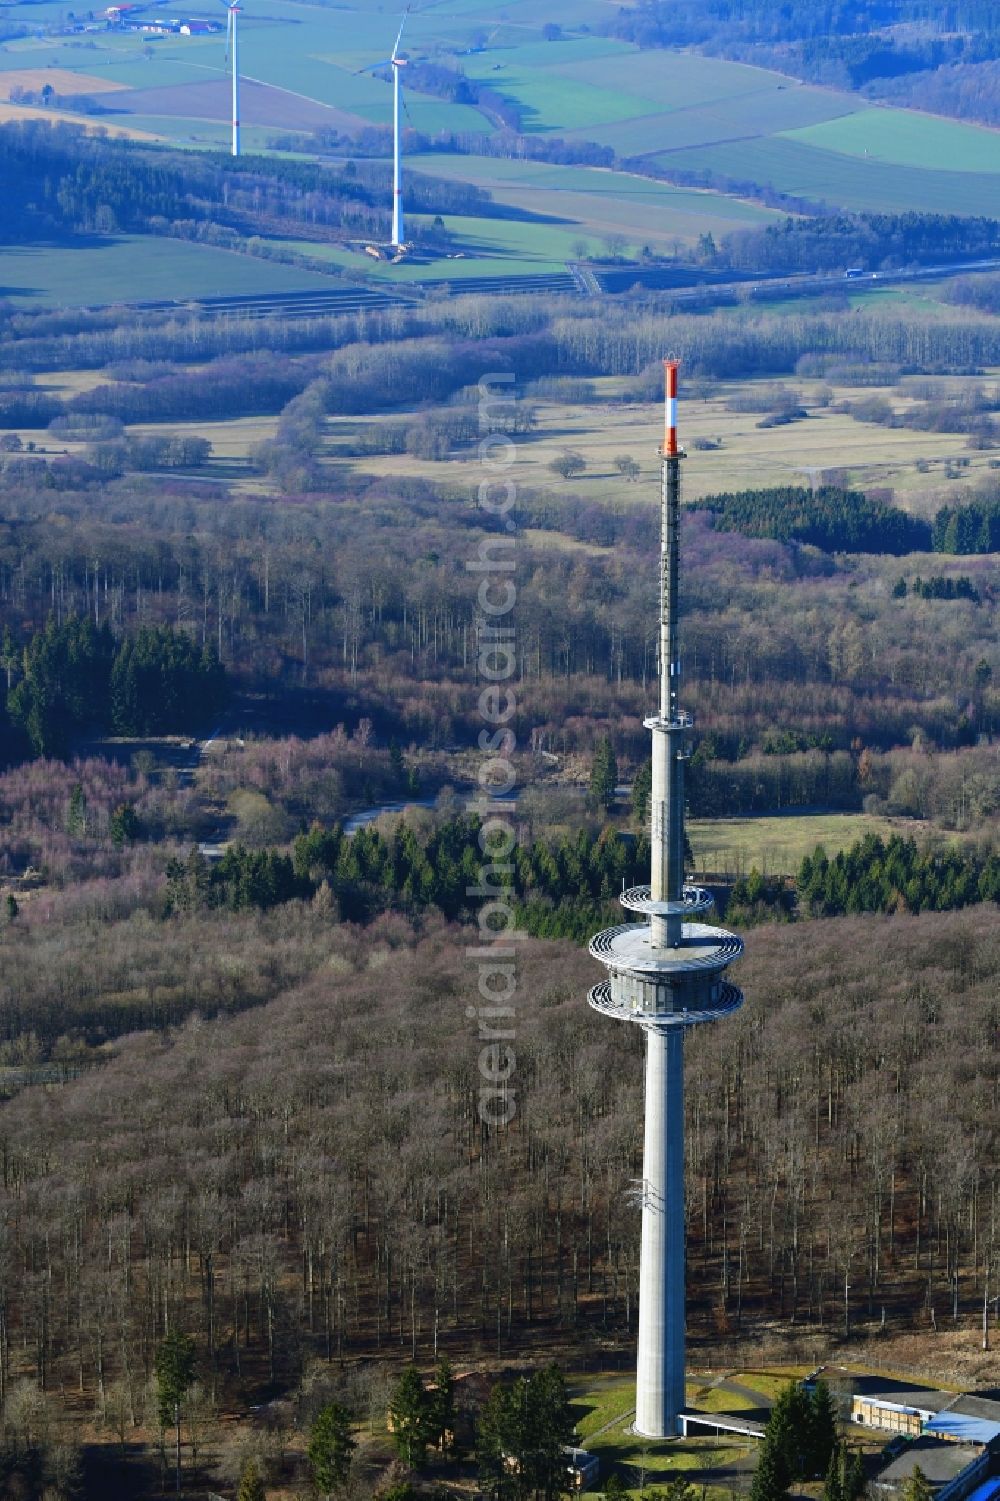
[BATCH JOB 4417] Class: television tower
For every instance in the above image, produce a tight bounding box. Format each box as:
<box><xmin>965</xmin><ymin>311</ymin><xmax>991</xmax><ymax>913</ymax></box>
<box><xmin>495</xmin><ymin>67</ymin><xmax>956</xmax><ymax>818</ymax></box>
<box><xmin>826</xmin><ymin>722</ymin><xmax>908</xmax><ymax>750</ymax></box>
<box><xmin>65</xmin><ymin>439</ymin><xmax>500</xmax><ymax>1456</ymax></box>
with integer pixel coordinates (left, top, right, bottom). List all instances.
<box><xmin>587</xmin><ymin>360</ymin><xmax>744</xmax><ymax>1439</ymax></box>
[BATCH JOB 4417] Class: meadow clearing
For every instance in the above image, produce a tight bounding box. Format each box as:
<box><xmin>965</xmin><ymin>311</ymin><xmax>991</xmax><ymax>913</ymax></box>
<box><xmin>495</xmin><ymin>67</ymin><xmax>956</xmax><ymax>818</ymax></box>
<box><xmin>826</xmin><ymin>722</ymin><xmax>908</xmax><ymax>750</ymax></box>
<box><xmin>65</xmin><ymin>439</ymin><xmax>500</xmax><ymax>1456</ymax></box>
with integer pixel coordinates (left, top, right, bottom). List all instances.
<box><xmin>7</xmin><ymin>356</ymin><xmax>994</xmax><ymax>527</ymax></box>
<box><xmin>688</xmin><ymin>812</ymin><xmax>917</xmax><ymax>878</ymax></box>
<box><xmin>327</xmin><ymin>367</ymin><xmax>998</xmax><ymax>517</ymax></box>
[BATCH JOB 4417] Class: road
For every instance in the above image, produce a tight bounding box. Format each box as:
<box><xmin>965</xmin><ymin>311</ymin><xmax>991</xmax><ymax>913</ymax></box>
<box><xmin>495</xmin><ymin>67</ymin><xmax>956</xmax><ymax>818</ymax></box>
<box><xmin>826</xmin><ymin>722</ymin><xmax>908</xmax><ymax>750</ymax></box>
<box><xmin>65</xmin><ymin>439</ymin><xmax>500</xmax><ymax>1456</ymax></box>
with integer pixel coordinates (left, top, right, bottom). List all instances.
<box><xmin>78</xmin><ymin>254</ymin><xmax>1000</xmax><ymax>322</ymax></box>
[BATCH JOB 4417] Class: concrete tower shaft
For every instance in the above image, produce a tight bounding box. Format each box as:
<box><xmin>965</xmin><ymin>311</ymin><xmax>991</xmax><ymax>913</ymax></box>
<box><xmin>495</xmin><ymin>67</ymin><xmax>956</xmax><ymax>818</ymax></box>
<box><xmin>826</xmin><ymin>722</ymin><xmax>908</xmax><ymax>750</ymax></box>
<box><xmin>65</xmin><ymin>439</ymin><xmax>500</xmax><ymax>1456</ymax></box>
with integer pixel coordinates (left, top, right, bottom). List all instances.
<box><xmin>637</xmin><ymin>1026</ymin><xmax>685</xmax><ymax>1432</ymax></box>
<box><xmin>587</xmin><ymin>360</ymin><xmax>744</xmax><ymax>1440</ymax></box>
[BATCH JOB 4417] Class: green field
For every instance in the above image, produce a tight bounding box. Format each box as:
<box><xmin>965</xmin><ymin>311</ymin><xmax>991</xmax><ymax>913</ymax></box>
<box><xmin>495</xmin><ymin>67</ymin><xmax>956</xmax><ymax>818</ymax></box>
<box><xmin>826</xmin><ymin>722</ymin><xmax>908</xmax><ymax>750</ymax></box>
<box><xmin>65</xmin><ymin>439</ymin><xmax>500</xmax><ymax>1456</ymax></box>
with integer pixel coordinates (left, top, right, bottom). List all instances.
<box><xmin>271</xmin><ymin>154</ymin><xmax>784</xmax><ymax>276</ymax></box>
<box><xmin>689</xmin><ymin>812</ymin><xmax>918</xmax><ymax>877</ymax></box>
<box><xmin>268</xmin><ymin>227</ymin><xmax>568</xmax><ymax>279</ymax></box>
<box><xmin>568</xmin><ymin>1374</ymin><xmax>755</xmax><ymax>1499</ymax></box>
<box><xmin>415</xmin><ymin>155</ymin><xmax>781</xmax><ymax>246</ymax></box>
<box><xmin>0</xmin><ymin>236</ymin><xmax>337</xmax><ymax>306</ymax></box>
<box><xmin>459</xmin><ymin>63</ymin><xmax>642</xmax><ymax>133</ymax></box>
<box><xmin>661</xmin><ymin>135</ymin><xmax>1000</xmax><ymax>214</ymax></box>
<box><xmin>783</xmin><ymin>105</ymin><xmax>1000</xmax><ymax>171</ymax></box>
<box><xmin>111</xmin><ymin>116</ymin><xmax>283</xmax><ymax>152</ymax></box>
<box><xmin>7</xmin><ymin>0</ymin><xmax>1000</xmax><ymax>282</ymax></box>
<box><xmin>559</xmin><ymin>47</ymin><xmax>847</xmax><ymax>115</ymax></box>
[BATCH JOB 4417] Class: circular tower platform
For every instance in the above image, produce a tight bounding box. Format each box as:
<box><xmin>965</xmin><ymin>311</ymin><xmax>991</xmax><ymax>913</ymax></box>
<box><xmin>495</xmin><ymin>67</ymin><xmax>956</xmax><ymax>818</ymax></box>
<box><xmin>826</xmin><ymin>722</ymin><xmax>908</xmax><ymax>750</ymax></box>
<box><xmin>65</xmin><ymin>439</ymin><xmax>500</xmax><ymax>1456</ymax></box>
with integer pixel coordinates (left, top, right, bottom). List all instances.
<box><xmin>589</xmin><ymin>912</ymin><xmax>744</xmax><ymax>1030</ymax></box>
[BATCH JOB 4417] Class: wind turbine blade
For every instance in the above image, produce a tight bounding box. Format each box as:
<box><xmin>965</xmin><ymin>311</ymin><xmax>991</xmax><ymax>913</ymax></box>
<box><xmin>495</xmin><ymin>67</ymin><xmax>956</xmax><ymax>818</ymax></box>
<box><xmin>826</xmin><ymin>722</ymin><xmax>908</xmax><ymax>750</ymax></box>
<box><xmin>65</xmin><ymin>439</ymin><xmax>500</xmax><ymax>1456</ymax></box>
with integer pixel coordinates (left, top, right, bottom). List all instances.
<box><xmin>353</xmin><ymin>57</ymin><xmax>392</xmax><ymax>74</ymax></box>
<box><xmin>392</xmin><ymin>6</ymin><xmax>409</xmax><ymax>60</ymax></box>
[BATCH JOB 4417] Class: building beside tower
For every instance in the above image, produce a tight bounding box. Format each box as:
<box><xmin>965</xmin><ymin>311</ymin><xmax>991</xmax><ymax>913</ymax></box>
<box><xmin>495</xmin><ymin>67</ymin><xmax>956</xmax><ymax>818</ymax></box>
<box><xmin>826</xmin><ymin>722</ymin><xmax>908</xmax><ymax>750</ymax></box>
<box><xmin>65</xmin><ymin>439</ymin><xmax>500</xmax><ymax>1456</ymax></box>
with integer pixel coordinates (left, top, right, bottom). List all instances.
<box><xmin>587</xmin><ymin>361</ymin><xmax>745</xmax><ymax>1440</ymax></box>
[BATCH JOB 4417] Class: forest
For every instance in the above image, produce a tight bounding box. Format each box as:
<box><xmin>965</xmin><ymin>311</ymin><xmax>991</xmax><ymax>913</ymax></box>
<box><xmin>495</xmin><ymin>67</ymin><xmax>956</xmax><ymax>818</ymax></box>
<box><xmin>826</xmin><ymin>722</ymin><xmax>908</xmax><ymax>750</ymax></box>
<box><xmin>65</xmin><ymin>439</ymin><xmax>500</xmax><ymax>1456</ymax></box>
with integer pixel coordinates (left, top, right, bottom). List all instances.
<box><xmin>717</xmin><ymin>214</ymin><xmax>1000</xmax><ymax>277</ymax></box>
<box><xmin>0</xmin><ymin>259</ymin><xmax>994</xmax><ymax>1495</ymax></box>
<box><xmin>0</xmin><ymin>292</ymin><xmax>996</xmax><ymax>807</ymax></box>
<box><xmin>0</xmin><ymin>906</ymin><xmax>995</xmax><ymax>1495</ymax></box>
<box><xmin>155</xmin><ymin>815</ymin><xmax>999</xmax><ymax>938</ymax></box>
<box><xmin>608</xmin><ymin>0</ymin><xmax>1000</xmax><ymax>126</ymax></box>
<box><xmin>2</xmin><ymin>618</ymin><xmax>227</xmax><ymax>759</ymax></box>
<box><xmin>689</xmin><ymin>486</ymin><xmax>931</xmax><ymax>554</ymax></box>
<box><xmin>0</xmin><ymin>123</ymin><xmax>491</xmax><ymax>249</ymax></box>
<box><xmin>932</xmin><ymin>496</ymin><xmax>1000</xmax><ymax>553</ymax></box>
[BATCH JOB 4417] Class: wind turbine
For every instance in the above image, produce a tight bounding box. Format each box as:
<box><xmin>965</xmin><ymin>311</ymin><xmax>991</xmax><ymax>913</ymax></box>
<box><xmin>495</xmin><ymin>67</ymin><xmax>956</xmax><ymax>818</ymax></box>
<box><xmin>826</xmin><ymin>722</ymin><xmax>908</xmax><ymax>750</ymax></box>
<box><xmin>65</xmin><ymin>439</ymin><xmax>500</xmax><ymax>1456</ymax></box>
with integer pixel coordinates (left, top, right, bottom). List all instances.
<box><xmin>390</xmin><ymin>12</ymin><xmax>408</xmax><ymax>249</ymax></box>
<box><xmin>223</xmin><ymin>0</ymin><xmax>242</xmax><ymax>157</ymax></box>
<box><xmin>357</xmin><ymin>8</ymin><xmax>410</xmax><ymax>250</ymax></box>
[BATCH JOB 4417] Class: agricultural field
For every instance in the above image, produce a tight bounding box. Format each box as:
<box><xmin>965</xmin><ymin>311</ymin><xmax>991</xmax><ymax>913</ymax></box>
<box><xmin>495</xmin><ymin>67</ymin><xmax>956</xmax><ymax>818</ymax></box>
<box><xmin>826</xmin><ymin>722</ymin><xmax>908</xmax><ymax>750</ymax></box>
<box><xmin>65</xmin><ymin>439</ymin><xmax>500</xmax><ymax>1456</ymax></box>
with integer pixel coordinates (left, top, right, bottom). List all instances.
<box><xmin>413</xmin><ymin>155</ymin><xmax>782</xmax><ymax>247</ymax></box>
<box><xmin>784</xmin><ymin>107</ymin><xmax>1000</xmax><ymax>173</ymax></box>
<box><xmin>6</xmin><ymin>0</ymin><xmax>1000</xmax><ymax>282</ymax></box>
<box><xmin>660</xmin><ymin>138</ymin><xmax>1000</xmax><ymax>216</ymax></box>
<box><xmin>0</xmin><ymin>234</ymin><xmax>337</xmax><ymax>306</ymax></box>
<box><xmin>551</xmin><ymin>54</ymin><xmax>858</xmax><ymax>155</ymax></box>
<box><xmin>0</xmin><ymin>98</ymin><xmax>155</xmax><ymax>136</ymax></box>
<box><xmin>0</xmin><ymin>1</ymin><xmax>496</xmax><ymax>134</ymax></box>
<box><xmin>0</xmin><ymin>66</ymin><xmax>126</xmax><ymax>97</ymax></box>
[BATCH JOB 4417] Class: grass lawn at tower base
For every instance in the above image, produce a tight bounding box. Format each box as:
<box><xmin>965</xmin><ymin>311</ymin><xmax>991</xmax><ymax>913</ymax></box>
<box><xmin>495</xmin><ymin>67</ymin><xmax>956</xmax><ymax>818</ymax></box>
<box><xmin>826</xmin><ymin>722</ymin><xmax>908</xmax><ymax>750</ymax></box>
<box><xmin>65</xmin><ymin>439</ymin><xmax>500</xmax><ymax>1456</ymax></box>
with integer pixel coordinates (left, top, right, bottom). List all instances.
<box><xmin>569</xmin><ymin>1373</ymin><xmax>757</xmax><ymax>1499</ymax></box>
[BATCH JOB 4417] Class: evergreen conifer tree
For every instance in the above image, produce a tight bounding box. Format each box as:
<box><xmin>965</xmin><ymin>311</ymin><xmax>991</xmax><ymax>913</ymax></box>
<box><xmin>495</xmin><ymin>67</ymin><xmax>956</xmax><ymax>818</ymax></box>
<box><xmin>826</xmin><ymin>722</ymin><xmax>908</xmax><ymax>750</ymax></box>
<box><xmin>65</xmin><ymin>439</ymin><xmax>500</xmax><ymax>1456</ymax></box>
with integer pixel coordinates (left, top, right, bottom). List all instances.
<box><xmin>765</xmin><ymin>1381</ymin><xmax>811</xmax><ymax>1483</ymax></box>
<box><xmin>843</xmin><ymin>1446</ymin><xmax>867</xmax><ymax>1501</ymax></box>
<box><xmin>588</xmin><ymin>735</ymin><xmax>618</xmax><ymax>812</ymax></box>
<box><xmin>750</xmin><ymin>1434</ymin><xmax>791</xmax><ymax>1501</ymax></box>
<box><xmin>389</xmin><ymin>1367</ymin><xmax>432</xmax><ymax>1467</ymax></box>
<box><xmin>66</xmin><ymin>783</ymin><xmax>87</xmax><ymax>837</ymax></box>
<box><xmin>902</xmin><ymin>1467</ymin><xmax>932</xmax><ymax>1501</ymax></box>
<box><xmin>308</xmin><ymin>1402</ymin><xmax>355</xmax><ymax>1497</ymax></box>
<box><xmin>237</xmin><ymin>1457</ymin><xmax>266</xmax><ymax>1501</ymax></box>
<box><xmin>632</xmin><ymin>759</ymin><xmax>652</xmax><ymax>824</ymax></box>
<box><xmin>808</xmin><ymin>1380</ymin><xmax>840</xmax><ymax>1476</ymax></box>
<box><xmin>429</xmin><ymin>1355</ymin><xmax>455</xmax><ymax>1455</ymax></box>
<box><xmin>155</xmin><ymin>1330</ymin><xmax>196</xmax><ymax>1496</ymax></box>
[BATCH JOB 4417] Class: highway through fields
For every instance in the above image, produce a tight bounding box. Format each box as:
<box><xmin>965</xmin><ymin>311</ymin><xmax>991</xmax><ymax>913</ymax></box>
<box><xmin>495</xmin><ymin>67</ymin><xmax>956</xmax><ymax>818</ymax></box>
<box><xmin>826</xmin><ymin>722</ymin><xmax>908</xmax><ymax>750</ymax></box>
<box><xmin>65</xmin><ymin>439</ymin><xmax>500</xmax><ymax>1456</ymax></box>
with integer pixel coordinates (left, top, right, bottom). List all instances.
<box><xmin>76</xmin><ymin>255</ymin><xmax>1000</xmax><ymax>320</ymax></box>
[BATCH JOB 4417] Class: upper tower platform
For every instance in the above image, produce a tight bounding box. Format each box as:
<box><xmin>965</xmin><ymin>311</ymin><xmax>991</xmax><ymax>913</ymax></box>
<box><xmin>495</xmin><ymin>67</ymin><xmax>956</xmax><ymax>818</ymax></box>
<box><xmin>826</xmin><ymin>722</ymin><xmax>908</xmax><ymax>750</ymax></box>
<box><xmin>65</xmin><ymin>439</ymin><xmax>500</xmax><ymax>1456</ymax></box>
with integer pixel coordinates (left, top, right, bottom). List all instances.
<box><xmin>587</xmin><ymin>359</ymin><xmax>743</xmax><ymax>1032</ymax></box>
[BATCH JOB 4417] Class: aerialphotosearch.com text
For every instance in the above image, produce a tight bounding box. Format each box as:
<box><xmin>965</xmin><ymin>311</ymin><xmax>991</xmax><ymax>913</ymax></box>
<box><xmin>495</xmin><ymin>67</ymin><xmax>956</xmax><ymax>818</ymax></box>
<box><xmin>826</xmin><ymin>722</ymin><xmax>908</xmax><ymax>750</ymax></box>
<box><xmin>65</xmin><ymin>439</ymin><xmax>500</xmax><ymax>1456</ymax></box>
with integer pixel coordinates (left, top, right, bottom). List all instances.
<box><xmin>466</xmin><ymin>371</ymin><xmax>522</xmax><ymax>1127</ymax></box>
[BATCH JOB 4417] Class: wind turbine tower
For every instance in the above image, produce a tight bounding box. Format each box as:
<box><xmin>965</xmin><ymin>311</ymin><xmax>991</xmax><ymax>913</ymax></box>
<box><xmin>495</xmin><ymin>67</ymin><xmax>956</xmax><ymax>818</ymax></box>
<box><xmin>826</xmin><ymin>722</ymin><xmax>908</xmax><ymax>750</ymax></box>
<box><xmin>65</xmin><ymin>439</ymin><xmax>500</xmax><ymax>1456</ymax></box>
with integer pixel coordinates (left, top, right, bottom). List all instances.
<box><xmin>225</xmin><ymin>0</ymin><xmax>242</xmax><ymax>157</ymax></box>
<box><xmin>390</xmin><ymin>12</ymin><xmax>408</xmax><ymax>248</ymax></box>
<box><xmin>587</xmin><ymin>361</ymin><xmax>745</xmax><ymax>1439</ymax></box>
<box><xmin>356</xmin><ymin>10</ymin><xmax>410</xmax><ymax>249</ymax></box>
